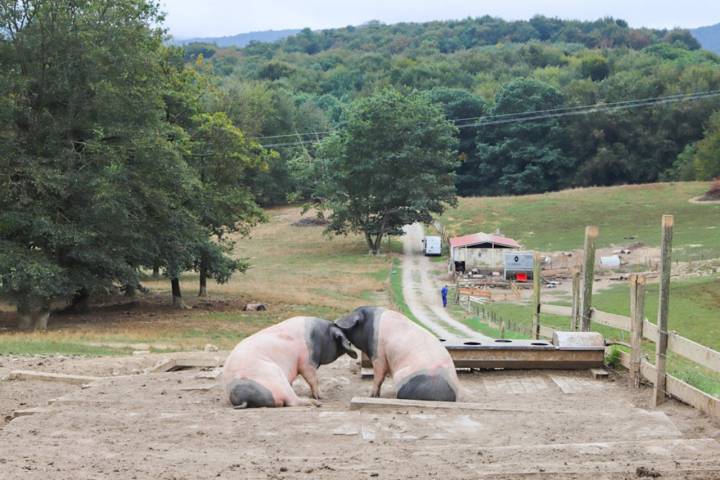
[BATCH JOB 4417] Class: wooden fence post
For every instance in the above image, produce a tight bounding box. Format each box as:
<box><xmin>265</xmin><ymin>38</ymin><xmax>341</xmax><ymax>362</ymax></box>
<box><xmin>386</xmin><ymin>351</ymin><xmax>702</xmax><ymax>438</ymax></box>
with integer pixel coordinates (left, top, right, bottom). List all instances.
<box><xmin>571</xmin><ymin>268</ymin><xmax>581</xmax><ymax>330</ymax></box>
<box><xmin>580</xmin><ymin>226</ymin><xmax>599</xmax><ymax>331</ymax></box>
<box><xmin>629</xmin><ymin>274</ymin><xmax>647</xmax><ymax>389</ymax></box>
<box><xmin>532</xmin><ymin>252</ymin><xmax>541</xmax><ymax>340</ymax></box>
<box><xmin>653</xmin><ymin>215</ymin><xmax>674</xmax><ymax>406</ymax></box>
<box><xmin>500</xmin><ymin>320</ymin><xmax>506</xmax><ymax>339</ymax></box>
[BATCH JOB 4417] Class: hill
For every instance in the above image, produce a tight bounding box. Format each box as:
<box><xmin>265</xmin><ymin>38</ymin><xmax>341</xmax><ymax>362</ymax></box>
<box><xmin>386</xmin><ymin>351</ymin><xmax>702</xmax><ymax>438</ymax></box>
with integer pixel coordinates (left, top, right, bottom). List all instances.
<box><xmin>692</xmin><ymin>23</ymin><xmax>720</xmax><ymax>54</ymax></box>
<box><xmin>173</xmin><ymin>28</ymin><xmax>301</xmax><ymax>47</ymax></box>
<box><xmin>191</xmin><ymin>17</ymin><xmax>720</xmax><ymax>205</ymax></box>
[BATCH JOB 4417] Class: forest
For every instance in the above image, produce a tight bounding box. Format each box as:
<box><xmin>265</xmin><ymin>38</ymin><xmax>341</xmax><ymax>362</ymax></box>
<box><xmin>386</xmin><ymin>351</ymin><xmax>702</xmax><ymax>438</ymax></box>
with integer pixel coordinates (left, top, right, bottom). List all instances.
<box><xmin>189</xmin><ymin>16</ymin><xmax>720</xmax><ymax>203</ymax></box>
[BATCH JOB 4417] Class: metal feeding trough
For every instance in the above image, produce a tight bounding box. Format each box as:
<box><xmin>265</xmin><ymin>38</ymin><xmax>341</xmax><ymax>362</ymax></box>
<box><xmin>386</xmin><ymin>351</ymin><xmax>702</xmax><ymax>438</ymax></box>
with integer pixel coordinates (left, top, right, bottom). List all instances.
<box><xmin>442</xmin><ymin>331</ymin><xmax>605</xmax><ymax>370</ymax></box>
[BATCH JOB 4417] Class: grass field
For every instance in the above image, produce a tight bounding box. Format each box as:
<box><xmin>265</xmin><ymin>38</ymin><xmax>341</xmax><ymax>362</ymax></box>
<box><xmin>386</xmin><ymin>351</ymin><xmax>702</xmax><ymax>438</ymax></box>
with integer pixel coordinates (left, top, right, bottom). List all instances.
<box><xmin>591</xmin><ymin>275</ymin><xmax>720</xmax><ymax>350</ymax></box>
<box><xmin>439</xmin><ymin>182</ymin><xmax>720</xmax><ymax>260</ymax></box>
<box><xmin>0</xmin><ymin>206</ymin><xmax>395</xmax><ymax>355</ymax></box>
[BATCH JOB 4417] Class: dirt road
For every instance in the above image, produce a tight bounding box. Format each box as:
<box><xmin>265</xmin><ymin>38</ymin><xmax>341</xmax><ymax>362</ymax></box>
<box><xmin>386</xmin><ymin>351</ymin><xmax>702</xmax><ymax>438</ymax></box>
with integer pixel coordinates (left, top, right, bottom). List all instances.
<box><xmin>402</xmin><ymin>223</ymin><xmax>491</xmax><ymax>341</ymax></box>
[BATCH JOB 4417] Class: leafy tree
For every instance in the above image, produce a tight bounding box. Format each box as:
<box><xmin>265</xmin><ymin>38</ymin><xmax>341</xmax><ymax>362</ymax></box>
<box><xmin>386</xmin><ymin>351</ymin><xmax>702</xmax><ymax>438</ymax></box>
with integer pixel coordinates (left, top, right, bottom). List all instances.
<box><xmin>0</xmin><ymin>0</ymin><xmax>267</xmax><ymax>325</ymax></box>
<box><xmin>461</xmin><ymin>79</ymin><xmax>574</xmax><ymax>195</ymax></box>
<box><xmin>663</xmin><ymin>29</ymin><xmax>701</xmax><ymax>50</ymax></box>
<box><xmin>578</xmin><ymin>53</ymin><xmax>610</xmax><ymax>81</ymax></box>
<box><xmin>183</xmin><ymin>43</ymin><xmax>216</xmax><ymax>61</ymax></box>
<box><xmin>0</xmin><ymin>0</ymin><xmax>177</xmax><ymax>327</ymax></box>
<box><xmin>316</xmin><ymin>89</ymin><xmax>459</xmax><ymax>254</ymax></box>
<box><xmin>189</xmin><ymin>112</ymin><xmax>267</xmax><ymax>297</ymax></box>
<box><xmin>661</xmin><ymin>143</ymin><xmax>699</xmax><ymax>181</ymax></box>
<box><xmin>693</xmin><ymin>112</ymin><xmax>720</xmax><ymax>180</ymax></box>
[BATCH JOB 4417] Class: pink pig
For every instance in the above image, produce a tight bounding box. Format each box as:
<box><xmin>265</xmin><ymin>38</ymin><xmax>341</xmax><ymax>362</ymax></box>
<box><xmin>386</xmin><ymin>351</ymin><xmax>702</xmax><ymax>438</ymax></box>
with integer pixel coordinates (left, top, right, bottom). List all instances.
<box><xmin>222</xmin><ymin>316</ymin><xmax>356</xmax><ymax>408</ymax></box>
<box><xmin>335</xmin><ymin>307</ymin><xmax>460</xmax><ymax>401</ymax></box>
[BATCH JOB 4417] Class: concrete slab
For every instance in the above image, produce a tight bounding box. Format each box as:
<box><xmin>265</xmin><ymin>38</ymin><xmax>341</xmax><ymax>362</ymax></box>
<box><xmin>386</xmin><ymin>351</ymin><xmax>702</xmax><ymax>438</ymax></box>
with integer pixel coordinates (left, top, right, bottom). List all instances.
<box><xmin>549</xmin><ymin>373</ymin><xmax>608</xmax><ymax>394</ymax></box>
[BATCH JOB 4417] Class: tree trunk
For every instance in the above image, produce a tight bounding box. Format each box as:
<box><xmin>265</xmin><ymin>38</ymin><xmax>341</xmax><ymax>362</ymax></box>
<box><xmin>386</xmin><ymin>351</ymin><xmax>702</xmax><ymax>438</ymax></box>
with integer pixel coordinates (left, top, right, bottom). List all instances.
<box><xmin>69</xmin><ymin>288</ymin><xmax>90</xmax><ymax>313</ymax></box>
<box><xmin>171</xmin><ymin>277</ymin><xmax>186</xmax><ymax>309</ymax></box>
<box><xmin>375</xmin><ymin>233</ymin><xmax>384</xmax><ymax>254</ymax></box>
<box><xmin>17</xmin><ymin>298</ymin><xmax>33</xmax><ymax>331</ymax></box>
<box><xmin>34</xmin><ymin>300</ymin><xmax>51</xmax><ymax>330</ymax></box>
<box><xmin>124</xmin><ymin>284</ymin><xmax>136</xmax><ymax>297</ymax></box>
<box><xmin>16</xmin><ymin>298</ymin><xmax>51</xmax><ymax>331</ymax></box>
<box><xmin>198</xmin><ymin>257</ymin><xmax>208</xmax><ymax>297</ymax></box>
<box><xmin>366</xmin><ymin>232</ymin><xmax>384</xmax><ymax>255</ymax></box>
<box><xmin>152</xmin><ymin>264</ymin><xmax>160</xmax><ymax>278</ymax></box>
<box><xmin>365</xmin><ymin>233</ymin><xmax>375</xmax><ymax>255</ymax></box>
<box><xmin>198</xmin><ymin>271</ymin><xmax>208</xmax><ymax>297</ymax></box>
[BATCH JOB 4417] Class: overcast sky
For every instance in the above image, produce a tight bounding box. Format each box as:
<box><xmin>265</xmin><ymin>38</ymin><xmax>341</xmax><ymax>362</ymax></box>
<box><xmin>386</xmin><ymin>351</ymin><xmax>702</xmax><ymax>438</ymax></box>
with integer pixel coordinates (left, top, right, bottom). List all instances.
<box><xmin>161</xmin><ymin>0</ymin><xmax>720</xmax><ymax>39</ymax></box>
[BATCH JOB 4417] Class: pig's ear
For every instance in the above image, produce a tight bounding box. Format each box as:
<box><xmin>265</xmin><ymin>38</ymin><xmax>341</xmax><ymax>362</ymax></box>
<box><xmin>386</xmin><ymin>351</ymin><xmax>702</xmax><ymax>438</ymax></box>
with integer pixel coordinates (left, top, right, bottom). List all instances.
<box><xmin>331</xmin><ymin>326</ymin><xmax>358</xmax><ymax>359</ymax></box>
<box><xmin>335</xmin><ymin>310</ymin><xmax>362</xmax><ymax>330</ymax></box>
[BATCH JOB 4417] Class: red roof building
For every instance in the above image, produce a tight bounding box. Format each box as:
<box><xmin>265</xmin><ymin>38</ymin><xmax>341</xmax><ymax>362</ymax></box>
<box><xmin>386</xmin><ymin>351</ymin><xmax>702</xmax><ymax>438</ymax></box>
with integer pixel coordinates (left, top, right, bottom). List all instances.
<box><xmin>449</xmin><ymin>233</ymin><xmax>520</xmax><ymax>249</ymax></box>
<box><xmin>449</xmin><ymin>232</ymin><xmax>522</xmax><ymax>273</ymax></box>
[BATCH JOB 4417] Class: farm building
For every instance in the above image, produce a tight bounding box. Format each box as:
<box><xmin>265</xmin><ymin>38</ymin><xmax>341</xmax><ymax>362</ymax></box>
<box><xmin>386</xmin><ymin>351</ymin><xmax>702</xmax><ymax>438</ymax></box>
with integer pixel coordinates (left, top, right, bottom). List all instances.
<box><xmin>449</xmin><ymin>232</ymin><xmax>523</xmax><ymax>274</ymax></box>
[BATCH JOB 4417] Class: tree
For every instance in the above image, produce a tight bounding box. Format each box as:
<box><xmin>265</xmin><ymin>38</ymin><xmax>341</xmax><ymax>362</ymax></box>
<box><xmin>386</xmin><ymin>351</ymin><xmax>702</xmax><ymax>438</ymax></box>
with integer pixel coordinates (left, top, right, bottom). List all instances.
<box><xmin>315</xmin><ymin>89</ymin><xmax>459</xmax><ymax>254</ymax></box>
<box><xmin>693</xmin><ymin>112</ymin><xmax>720</xmax><ymax>180</ymax></box>
<box><xmin>189</xmin><ymin>112</ymin><xmax>267</xmax><ymax>297</ymax></box>
<box><xmin>429</xmin><ymin>87</ymin><xmax>488</xmax><ymax>160</ymax></box>
<box><xmin>461</xmin><ymin>79</ymin><xmax>574</xmax><ymax>195</ymax></box>
<box><xmin>0</xmin><ymin>0</ymin><xmax>179</xmax><ymax>327</ymax></box>
<box><xmin>578</xmin><ymin>53</ymin><xmax>610</xmax><ymax>81</ymax></box>
<box><xmin>0</xmin><ymin>1</ymin><xmax>264</xmax><ymax>324</ymax></box>
<box><xmin>661</xmin><ymin>143</ymin><xmax>699</xmax><ymax>181</ymax></box>
<box><xmin>158</xmin><ymin>53</ymin><xmax>267</xmax><ymax>305</ymax></box>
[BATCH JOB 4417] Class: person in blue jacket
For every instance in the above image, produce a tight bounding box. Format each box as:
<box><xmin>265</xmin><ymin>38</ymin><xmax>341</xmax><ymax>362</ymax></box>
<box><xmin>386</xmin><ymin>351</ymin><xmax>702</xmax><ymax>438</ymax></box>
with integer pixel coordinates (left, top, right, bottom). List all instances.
<box><xmin>441</xmin><ymin>285</ymin><xmax>449</xmax><ymax>308</ymax></box>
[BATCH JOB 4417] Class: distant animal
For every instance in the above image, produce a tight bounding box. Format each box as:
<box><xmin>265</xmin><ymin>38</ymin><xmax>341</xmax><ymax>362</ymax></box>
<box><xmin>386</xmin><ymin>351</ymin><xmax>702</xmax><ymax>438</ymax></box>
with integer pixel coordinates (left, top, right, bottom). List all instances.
<box><xmin>222</xmin><ymin>316</ymin><xmax>357</xmax><ymax>408</ymax></box>
<box><xmin>335</xmin><ymin>307</ymin><xmax>460</xmax><ymax>402</ymax></box>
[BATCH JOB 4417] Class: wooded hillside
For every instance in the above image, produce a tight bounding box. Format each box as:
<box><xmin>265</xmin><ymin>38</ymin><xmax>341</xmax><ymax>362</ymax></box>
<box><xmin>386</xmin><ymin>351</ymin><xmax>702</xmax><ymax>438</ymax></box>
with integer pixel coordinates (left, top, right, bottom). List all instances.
<box><xmin>193</xmin><ymin>16</ymin><xmax>720</xmax><ymax>202</ymax></box>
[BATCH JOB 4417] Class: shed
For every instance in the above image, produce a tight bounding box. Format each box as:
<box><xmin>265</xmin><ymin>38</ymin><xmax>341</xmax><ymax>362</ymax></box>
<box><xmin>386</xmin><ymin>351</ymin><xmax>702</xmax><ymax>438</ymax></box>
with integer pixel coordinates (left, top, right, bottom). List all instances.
<box><xmin>449</xmin><ymin>232</ymin><xmax>521</xmax><ymax>273</ymax></box>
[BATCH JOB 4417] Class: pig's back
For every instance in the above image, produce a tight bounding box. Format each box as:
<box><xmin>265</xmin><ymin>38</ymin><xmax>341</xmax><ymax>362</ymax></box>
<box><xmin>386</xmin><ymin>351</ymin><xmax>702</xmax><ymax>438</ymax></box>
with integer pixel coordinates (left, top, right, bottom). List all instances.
<box><xmin>222</xmin><ymin>316</ymin><xmax>309</xmax><ymax>382</ymax></box>
<box><xmin>377</xmin><ymin>311</ymin><xmax>454</xmax><ymax>379</ymax></box>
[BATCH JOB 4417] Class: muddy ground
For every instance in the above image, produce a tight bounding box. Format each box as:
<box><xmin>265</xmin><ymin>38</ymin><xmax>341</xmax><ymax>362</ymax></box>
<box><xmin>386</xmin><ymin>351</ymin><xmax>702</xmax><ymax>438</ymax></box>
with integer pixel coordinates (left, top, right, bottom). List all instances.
<box><xmin>1</xmin><ymin>353</ymin><xmax>719</xmax><ymax>479</ymax></box>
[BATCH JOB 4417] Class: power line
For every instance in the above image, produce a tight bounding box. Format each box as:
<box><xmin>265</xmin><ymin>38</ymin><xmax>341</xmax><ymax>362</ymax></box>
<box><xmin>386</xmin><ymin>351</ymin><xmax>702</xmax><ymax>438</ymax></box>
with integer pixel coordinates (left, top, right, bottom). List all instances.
<box><xmin>457</xmin><ymin>91</ymin><xmax>720</xmax><ymax>129</ymax></box>
<box><xmin>251</xmin><ymin>129</ymin><xmax>338</xmax><ymax>141</ymax></box>
<box><xmin>258</xmin><ymin>90</ymin><xmax>720</xmax><ymax>149</ymax></box>
<box><xmin>450</xmin><ymin>89</ymin><xmax>720</xmax><ymax>125</ymax></box>
<box><xmin>254</xmin><ymin>89</ymin><xmax>720</xmax><ymax>141</ymax></box>
<box><xmin>257</xmin><ymin>89</ymin><xmax>720</xmax><ymax>145</ymax></box>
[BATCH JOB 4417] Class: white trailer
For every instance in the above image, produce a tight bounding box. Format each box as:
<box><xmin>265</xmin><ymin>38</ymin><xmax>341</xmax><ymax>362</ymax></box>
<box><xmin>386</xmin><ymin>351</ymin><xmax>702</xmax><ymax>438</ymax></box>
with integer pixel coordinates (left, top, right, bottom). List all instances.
<box><xmin>423</xmin><ymin>236</ymin><xmax>442</xmax><ymax>256</ymax></box>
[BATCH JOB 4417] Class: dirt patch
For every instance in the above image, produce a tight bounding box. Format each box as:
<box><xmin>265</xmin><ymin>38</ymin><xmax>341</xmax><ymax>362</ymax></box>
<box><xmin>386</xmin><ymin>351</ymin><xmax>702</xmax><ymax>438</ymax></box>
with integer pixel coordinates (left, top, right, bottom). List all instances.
<box><xmin>690</xmin><ymin>196</ymin><xmax>720</xmax><ymax>205</ymax></box>
<box><xmin>0</xmin><ymin>380</ymin><xmax>77</xmax><ymax>428</ymax></box>
<box><xmin>1</xmin><ymin>353</ymin><xmax>719</xmax><ymax>479</ymax></box>
<box><xmin>292</xmin><ymin>216</ymin><xmax>329</xmax><ymax>227</ymax></box>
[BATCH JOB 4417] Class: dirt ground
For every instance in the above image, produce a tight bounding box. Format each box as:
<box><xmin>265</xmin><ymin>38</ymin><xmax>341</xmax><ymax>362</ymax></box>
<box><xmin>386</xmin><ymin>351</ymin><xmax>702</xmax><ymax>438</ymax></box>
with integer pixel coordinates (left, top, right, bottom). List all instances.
<box><xmin>1</xmin><ymin>352</ymin><xmax>720</xmax><ymax>479</ymax></box>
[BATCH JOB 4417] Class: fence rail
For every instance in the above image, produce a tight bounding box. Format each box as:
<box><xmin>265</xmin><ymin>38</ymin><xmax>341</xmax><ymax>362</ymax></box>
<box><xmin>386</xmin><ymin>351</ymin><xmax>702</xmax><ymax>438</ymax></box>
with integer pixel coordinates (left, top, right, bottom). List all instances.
<box><xmin>539</xmin><ymin>303</ymin><xmax>720</xmax><ymax>375</ymax></box>
<box><xmin>618</xmin><ymin>351</ymin><xmax>720</xmax><ymax>419</ymax></box>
